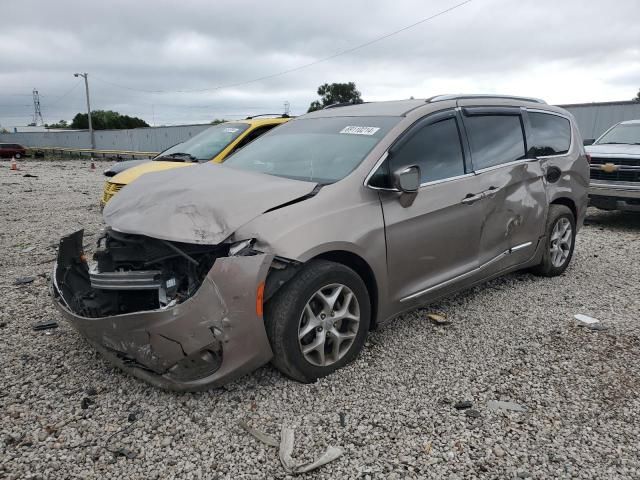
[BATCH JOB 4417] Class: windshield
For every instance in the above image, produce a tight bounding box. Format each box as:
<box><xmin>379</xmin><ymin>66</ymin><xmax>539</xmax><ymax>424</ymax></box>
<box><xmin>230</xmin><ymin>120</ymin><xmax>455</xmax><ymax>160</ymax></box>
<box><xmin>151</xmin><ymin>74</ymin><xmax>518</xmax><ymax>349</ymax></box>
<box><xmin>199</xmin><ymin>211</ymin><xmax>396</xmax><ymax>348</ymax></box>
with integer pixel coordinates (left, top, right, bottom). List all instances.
<box><xmin>155</xmin><ymin>123</ymin><xmax>249</xmax><ymax>161</ymax></box>
<box><xmin>596</xmin><ymin>123</ymin><xmax>640</xmax><ymax>145</ymax></box>
<box><xmin>223</xmin><ymin>116</ymin><xmax>400</xmax><ymax>183</ymax></box>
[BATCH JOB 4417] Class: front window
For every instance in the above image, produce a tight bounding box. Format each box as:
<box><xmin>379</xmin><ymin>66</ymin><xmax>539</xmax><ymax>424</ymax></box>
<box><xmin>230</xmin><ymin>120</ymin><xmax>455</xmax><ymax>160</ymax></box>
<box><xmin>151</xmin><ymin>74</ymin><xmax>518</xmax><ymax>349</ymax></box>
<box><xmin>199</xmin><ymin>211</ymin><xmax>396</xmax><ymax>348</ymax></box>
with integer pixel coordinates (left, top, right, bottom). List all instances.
<box><xmin>596</xmin><ymin>123</ymin><xmax>640</xmax><ymax>145</ymax></box>
<box><xmin>155</xmin><ymin>123</ymin><xmax>250</xmax><ymax>162</ymax></box>
<box><xmin>223</xmin><ymin>116</ymin><xmax>400</xmax><ymax>184</ymax></box>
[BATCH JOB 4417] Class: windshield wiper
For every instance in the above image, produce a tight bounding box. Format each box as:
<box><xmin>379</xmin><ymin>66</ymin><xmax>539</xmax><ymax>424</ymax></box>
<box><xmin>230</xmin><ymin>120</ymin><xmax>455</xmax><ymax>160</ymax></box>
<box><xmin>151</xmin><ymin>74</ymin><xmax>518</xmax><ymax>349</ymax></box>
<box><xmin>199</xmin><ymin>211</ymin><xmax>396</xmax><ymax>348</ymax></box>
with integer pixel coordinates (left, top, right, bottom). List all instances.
<box><xmin>155</xmin><ymin>152</ymin><xmax>198</xmax><ymax>162</ymax></box>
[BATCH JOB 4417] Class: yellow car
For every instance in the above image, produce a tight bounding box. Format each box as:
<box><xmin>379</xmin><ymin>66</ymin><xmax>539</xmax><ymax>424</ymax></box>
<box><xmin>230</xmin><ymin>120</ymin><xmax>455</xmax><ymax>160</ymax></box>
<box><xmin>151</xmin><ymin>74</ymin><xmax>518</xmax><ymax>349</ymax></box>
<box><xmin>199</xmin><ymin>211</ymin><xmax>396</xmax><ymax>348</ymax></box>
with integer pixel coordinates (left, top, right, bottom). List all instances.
<box><xmin>101</xmin><ymin>116</ymin><xmax>290</xmax><ymax>205</ymax></box>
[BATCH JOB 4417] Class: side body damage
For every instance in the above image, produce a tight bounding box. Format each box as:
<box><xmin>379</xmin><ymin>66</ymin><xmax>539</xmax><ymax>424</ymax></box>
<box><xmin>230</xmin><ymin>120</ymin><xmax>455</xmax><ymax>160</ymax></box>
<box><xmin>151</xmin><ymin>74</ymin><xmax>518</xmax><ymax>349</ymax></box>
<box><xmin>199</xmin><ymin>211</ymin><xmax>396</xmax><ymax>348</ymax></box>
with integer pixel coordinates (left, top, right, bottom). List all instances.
<box><xmin>52</xmin><ymin>229</ymin><xmax>273</xmax><ymax>391</ymax></box>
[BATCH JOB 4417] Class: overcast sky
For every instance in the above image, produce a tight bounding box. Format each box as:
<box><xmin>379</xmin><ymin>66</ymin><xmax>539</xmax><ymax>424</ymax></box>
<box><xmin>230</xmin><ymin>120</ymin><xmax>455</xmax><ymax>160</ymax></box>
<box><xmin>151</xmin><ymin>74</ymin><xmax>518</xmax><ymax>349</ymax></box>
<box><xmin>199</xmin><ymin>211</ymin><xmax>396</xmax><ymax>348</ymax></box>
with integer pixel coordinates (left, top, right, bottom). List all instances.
<box><xmin>1</xmin><ymin>0</ymin><xmax>639</xmax><ymax>127</ymax></box>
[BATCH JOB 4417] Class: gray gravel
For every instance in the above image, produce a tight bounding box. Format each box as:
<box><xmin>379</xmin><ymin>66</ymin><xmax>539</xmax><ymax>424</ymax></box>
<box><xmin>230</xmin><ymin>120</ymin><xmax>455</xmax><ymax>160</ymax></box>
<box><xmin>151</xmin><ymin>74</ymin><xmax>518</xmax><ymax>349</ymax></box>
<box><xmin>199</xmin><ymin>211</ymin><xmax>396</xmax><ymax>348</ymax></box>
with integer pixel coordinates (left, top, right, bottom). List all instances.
<box><xmin>1</xmin><ymin>159</ymin><xmax>639</xmax><ymax>479</ymax></box>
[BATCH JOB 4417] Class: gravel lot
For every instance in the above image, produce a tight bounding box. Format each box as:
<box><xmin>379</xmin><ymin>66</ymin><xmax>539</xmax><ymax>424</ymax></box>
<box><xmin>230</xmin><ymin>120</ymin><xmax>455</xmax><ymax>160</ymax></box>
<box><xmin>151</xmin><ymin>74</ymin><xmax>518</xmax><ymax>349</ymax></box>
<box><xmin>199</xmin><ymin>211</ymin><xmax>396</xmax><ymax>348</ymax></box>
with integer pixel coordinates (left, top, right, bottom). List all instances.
<box><xmin>1</xmin><ymin>159</ymin><xmax>639</xmax><ymax>479</ymax></box>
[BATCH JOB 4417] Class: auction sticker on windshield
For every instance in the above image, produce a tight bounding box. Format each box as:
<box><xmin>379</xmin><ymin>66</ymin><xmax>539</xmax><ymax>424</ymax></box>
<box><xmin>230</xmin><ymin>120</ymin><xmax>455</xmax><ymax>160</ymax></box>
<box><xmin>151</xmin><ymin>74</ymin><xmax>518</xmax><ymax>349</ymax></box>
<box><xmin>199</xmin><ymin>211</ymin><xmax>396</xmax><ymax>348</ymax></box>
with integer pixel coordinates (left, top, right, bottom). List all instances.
<box><xmin>340</xmin><ymin>126</ymin><xmax>380</xmax><ymax>136</ymax></box>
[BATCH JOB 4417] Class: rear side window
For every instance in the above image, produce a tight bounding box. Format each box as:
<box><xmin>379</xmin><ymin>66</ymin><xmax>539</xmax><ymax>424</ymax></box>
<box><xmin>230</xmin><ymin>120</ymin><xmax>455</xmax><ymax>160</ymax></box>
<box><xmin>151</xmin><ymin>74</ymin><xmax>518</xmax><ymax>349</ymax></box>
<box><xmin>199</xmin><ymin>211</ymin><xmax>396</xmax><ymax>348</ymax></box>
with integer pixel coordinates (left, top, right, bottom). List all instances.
<box><xmin>389</xmin><ymin>117</ymin><xmax>465</xmax><ymax>183</ymax></box>
<box><xmin>464</xmin><ymin>115</ymin><xmax>526</xmax><ymax>170</ymax></box>
<box><xmin>528</xmin><ymin>112</ymin><xmax>571</xmax><ymax>156</ymax></box>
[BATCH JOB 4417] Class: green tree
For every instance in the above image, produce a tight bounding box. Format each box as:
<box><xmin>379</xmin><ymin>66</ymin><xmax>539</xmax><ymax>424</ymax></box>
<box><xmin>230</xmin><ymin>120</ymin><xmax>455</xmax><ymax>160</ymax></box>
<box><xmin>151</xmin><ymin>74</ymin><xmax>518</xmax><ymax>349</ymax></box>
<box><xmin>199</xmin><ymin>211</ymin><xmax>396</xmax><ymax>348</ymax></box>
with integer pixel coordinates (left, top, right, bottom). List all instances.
<box><xmin>307</xmin><ymin>82</ymin><xmax>363</xmax><ymax>112</ymax></box>
<box><xmin>45</xmin><ymin>120</ymin><xmax>69</xmax><ymax>129</ymax></box>
<box><xmin>210</xmin><ymin>119</ymin><xmax>227</xmax><ymax>125</ymax></box>
<box><xmin>70</xmin><ymin>110</ymin><xmax>149</xmax><ymax>130</ymax></box>
<box><xmin>635</xmin><ymin>89</ymin><xmax>640</xmax><ymax>102</ymax></box>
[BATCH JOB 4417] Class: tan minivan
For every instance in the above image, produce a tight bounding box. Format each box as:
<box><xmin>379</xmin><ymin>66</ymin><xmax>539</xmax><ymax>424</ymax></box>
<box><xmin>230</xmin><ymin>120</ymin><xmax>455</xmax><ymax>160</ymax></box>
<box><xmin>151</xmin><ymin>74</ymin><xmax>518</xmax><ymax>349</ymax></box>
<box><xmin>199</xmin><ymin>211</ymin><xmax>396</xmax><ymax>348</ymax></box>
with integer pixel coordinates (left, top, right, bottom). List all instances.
<box><xmin>52</xmin><ymin>95</ymin><xmax>589</xmax><ymax>391</ymax></box>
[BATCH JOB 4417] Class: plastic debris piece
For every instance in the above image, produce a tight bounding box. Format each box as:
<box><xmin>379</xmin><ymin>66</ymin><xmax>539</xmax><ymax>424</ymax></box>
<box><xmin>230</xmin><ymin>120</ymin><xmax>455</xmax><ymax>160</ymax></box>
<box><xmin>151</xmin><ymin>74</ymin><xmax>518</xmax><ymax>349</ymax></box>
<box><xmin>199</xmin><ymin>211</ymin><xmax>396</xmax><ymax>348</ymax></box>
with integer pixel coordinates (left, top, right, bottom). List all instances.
<box><xmin>14</xmin><ymin>276</ymin><xmax>36</xmax><ymax>285</ymax></box>
<box><xmin>427</xmin><ymin>313</ymin><xmax>451</xmax><ymax>325</ymax></box>
<box><xmin>574</xmin><ymin>314</ymin><xmax>598</xmax><ymax>324</ymax></box>
<box><xmin>21</xmin><ymin>246</ymin><xmax>36</xmax><ymax>253</ymax></box>
<box><xmin>454</xmin><ymin>400</ymin><xmax>473</xmax><ymax>410</ymax></box>
<box><xmin>240</xmin><ymin>420</ymin><xmax>343</xmax><ymax>474</ymax></box>
<box><xmin>487</xmin><ymin>400</ymin><xmax>527</xmax><ymax>412</ymax></box>
<box><xmin>32</xmin><ymin>320</ymin><xmax>58</xmax><ymax>331</ymax></box>
<box><xmin>23</xmin><ymin>173</ymin><xmax>38</xmax><ymax>178</ymax></box>
<box><xmin>279</xmin><ymin>426</ymin><xmax>344</xmax><ymax>474</ymax></box>
<box><xmin>238</xmin><ymin>420</ymin><xmax>279</xmax><ymax>447</ymax></box>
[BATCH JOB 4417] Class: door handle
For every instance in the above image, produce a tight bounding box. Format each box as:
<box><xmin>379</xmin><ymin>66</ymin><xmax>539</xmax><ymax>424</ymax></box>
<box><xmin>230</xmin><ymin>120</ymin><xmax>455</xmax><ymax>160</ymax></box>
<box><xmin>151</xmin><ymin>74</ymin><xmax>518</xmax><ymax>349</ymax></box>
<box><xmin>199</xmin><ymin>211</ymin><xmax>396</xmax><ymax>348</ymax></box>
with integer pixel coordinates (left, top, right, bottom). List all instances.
<box><xmin>461</xmin><ymin>193</ymin><xmax>483</xmax><ymax>205</ymax></box>
<box><xmin>483</xmin><ymin>186</ymin><xmax>501</xmax><ymax>198</ymax></box>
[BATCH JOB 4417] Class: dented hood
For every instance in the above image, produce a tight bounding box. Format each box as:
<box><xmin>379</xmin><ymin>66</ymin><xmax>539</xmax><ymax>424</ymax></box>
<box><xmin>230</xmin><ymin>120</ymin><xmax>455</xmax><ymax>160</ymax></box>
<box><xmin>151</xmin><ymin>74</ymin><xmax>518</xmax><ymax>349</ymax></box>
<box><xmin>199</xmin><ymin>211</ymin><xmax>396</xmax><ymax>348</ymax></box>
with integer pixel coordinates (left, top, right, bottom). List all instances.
<box><xmin>103</xmin><ymin>163</ymin><xmax>317</xmax><ymax>244</ymax></box>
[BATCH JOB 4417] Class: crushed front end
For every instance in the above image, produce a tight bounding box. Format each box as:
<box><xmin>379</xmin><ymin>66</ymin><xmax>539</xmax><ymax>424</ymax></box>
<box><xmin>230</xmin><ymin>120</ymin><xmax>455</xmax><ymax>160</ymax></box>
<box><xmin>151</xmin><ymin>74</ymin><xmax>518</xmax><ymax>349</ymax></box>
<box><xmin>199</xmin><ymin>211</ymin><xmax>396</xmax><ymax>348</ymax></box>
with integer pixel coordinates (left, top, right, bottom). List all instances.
<box><xmin>51</xmin><ymin>229</ymin><xmax>274</xmax><ymax>391</ymax></box>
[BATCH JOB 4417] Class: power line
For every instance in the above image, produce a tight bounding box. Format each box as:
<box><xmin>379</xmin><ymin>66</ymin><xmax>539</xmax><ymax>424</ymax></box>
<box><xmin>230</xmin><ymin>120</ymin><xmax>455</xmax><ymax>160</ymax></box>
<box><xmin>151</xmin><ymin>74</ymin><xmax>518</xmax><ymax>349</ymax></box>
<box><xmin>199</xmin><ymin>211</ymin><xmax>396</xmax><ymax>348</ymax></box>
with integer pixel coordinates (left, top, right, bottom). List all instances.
<box><xmin>92</xmin><ymin>0</ymin><xmax>473</xmax><ymax>95</ymax></box>
<box><xmin>42</xmin><ymin>80</ymin><xmax>83</xmax><ymax>107</ymax></box>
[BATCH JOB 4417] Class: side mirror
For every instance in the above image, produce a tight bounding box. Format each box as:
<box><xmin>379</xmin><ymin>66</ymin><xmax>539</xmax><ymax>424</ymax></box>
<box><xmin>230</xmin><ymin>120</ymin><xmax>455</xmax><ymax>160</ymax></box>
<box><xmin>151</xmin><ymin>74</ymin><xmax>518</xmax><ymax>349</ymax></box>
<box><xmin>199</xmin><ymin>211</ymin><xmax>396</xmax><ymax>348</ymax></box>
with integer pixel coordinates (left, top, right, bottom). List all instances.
<box><xmin>392</xmin><ymin>165</ymin><xmax>421</xmax><ymax>193</ymax></box>
<box><xmin>583</xmin><ymin>139</ymin><xmax>595</xmax><ymax>146</ymax></box>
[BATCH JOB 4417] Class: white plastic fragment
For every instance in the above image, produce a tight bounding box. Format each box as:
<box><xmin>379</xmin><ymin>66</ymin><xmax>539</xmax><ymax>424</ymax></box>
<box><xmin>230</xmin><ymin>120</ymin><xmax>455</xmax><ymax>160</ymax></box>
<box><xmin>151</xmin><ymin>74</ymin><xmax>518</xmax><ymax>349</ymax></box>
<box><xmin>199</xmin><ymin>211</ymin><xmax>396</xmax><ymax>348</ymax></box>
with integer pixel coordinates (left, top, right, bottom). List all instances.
<box><xmin>487</xmin><ymin>400</ymin><xmax>527</xmax><ymax>412</ymax></box>
<box><xmin>574</xmin><ymin>314</ymin><xmax>599</xmax><ymax>325</ymax></box>
<box><xmin>239</xmin><ymin>420</ymin><xmax>343</xmax><ymax>474</ymax></box>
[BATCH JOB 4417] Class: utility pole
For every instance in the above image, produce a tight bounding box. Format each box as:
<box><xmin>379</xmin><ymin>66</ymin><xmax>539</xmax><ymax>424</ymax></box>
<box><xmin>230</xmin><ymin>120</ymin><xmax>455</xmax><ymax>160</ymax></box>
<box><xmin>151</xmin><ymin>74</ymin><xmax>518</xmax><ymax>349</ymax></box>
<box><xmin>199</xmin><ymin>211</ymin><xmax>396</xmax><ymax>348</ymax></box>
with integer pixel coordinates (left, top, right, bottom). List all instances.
<box><xmin>31</xmin><ymin>89</ymin><xmax>44</xmax><ymax>126</ymax></box>
<box><xmin>74</xmin><ymin>73</ymin><xmax>95</xmax><ymax>150</ymax></box>
<box><xmin>283</xmin><ymin>101</ymin><xmax>290</xmax><ymax>117</ymax></box>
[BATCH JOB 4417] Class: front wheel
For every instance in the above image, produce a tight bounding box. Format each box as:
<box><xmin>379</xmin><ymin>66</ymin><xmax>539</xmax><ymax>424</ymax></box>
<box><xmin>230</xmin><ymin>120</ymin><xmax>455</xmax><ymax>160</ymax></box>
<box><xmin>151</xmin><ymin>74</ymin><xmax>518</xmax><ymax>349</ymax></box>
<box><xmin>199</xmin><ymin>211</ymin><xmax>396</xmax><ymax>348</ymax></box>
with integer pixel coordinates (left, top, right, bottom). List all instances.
<box><xmin>14</xmin><ymin>153</ymin><xmax>22</xmax><ymax>159</ymax></box>
<box><xmin>265</xmin><ymin>260</ymin><xmax>370</xmax><ymax>383</ymax></box>
<box><xmin>531</xmin><ymin>204</ymin><xmax>576</xmax><ymax>277</ymax></box>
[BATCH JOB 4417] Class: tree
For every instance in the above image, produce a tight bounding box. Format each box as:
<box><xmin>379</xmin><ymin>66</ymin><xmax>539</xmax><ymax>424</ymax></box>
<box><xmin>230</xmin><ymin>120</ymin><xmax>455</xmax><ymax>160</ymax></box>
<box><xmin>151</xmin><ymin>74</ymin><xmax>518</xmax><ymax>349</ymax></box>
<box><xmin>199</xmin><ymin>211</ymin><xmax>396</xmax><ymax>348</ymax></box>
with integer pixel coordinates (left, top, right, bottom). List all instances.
<box><xmin>210</xmin><ymin>119</ymin><xmax>227</xmax><ymax>125</ymax></box>
<box><xmin>307</xmin><ymin>82</ymin><xmax>363</xmax><ymax>112</ymax></box>
<box><xmin>635</xmin><ymin>89</ymin><xmax>640</xmax><ymax>102</ymax></box>
<box><xmin>70</xmin><ymin>110</ymin><xmax>149</xmax><ymax>130</ymax></box>
<box><xmin>45</xmin><ymin>120</ymin><xmax>69</xmax><ymax>129</ymax></box>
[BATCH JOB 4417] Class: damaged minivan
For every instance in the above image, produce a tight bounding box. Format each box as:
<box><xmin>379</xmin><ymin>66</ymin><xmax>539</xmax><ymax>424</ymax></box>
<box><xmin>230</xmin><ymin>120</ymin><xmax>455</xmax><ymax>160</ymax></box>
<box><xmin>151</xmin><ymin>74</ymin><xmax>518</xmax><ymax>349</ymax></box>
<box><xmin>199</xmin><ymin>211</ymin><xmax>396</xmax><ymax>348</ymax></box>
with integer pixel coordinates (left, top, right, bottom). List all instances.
<box><xmin>52</xmin><ymin>96</ymin><xmax>589</xmax><ymax>391</ymax></box>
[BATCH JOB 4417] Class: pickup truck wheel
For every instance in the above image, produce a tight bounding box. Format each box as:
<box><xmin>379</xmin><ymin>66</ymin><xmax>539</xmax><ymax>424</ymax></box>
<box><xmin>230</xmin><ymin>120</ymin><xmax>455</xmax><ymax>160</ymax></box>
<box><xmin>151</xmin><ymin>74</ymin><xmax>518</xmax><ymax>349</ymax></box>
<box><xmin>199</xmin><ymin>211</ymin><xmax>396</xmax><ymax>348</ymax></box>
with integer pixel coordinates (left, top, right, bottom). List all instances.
<box><xmin>265</xmin><ymin>259</ymin><xmax>370</xmax><ymax>383</ymax></box>
<box><xmin>531</xmin><ymin>204</ymin><xmax>576</xmax><ymax>277</ymax></box>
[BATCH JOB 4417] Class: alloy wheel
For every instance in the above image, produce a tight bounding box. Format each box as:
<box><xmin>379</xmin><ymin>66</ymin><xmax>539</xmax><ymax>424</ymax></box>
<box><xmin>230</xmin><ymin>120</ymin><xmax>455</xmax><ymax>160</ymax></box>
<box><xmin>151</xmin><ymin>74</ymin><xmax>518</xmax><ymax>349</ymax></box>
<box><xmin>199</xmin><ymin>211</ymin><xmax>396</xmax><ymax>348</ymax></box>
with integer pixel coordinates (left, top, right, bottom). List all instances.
<box><xmin>550</xmin><ymin>217</ymin><xmax>572</xmax><ymax>268</ymax></box>
<box><xmin>298</xmin><ymin>283</ymin><xmax>360</xmax><ymax>367</ymax></box>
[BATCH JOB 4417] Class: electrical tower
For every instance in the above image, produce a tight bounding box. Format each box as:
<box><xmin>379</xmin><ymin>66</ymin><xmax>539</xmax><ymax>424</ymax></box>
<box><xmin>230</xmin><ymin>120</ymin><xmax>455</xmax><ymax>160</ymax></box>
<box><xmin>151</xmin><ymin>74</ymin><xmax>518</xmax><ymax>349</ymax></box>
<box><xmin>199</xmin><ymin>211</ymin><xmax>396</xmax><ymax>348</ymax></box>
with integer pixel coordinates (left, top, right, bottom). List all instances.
<box><xmin>31</xmin><ymin>89</ymin><xmax>44</xmax><ymax>126</ymax></box>
<box><xmin>283</xmin><ymin>101</ymin><xmax>290</xmax><ymax>116</ymax></box>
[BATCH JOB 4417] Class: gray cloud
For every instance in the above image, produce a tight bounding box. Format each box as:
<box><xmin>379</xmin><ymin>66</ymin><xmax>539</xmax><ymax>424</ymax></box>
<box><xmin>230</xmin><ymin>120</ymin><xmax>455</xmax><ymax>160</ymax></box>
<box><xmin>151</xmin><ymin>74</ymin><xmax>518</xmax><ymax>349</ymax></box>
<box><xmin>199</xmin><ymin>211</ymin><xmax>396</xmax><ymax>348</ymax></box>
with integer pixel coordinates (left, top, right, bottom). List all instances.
<box><xmin>1</xmin><ymin>0</ymin><xmax>639</xmax><ymax>126</ymax></box>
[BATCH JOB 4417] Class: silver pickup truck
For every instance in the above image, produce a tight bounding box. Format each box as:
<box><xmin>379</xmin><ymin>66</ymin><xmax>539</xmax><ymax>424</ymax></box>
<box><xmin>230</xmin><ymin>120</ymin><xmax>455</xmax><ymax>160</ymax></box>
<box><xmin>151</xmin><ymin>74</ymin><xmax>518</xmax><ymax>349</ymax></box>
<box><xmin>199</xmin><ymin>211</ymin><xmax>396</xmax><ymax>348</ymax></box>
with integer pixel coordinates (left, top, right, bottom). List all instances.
<box><xmin>586</xmin><ymin>119</ymin><xmax>640</xmax><ymax>212</ymax></box>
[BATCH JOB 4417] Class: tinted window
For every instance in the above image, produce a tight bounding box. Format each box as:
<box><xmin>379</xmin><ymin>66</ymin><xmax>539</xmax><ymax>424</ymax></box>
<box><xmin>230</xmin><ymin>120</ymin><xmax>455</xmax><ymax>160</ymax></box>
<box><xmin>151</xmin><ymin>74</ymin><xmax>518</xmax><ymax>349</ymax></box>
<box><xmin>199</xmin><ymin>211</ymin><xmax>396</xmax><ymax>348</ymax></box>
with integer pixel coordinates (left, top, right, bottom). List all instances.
<box><xmin>465</xmin><ymin>115</ymin><xmax>526</xmax><ymax>169</ymax></box>
<box><xmin>389</xmin><ymin>117</ymin><xmax>465</xmax><ymax>183</ymax></box>
<box><xmin>528</xmin><ymin>112</ymin><xmax>571</xmax><ymax>156</ymax></box>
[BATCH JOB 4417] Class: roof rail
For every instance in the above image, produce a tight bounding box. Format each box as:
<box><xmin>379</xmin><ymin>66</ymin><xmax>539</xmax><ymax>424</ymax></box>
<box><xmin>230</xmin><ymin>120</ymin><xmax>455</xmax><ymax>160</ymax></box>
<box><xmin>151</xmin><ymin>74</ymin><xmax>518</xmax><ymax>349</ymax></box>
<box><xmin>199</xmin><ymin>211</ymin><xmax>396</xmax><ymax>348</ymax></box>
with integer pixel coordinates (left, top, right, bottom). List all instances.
<box><xmin>245</xmin><ymin>114</ymin><xmax>290</xmax><ymax>119</ymax></box>
<box><xmin>322</xmin><ymin>101</ymin><xmax>368</xmax><ymax>110</ymax></box>
<box><xmin>428</xmin><ymin>94</ymin><xmax>546</xmax><ymax>104</ymax></box>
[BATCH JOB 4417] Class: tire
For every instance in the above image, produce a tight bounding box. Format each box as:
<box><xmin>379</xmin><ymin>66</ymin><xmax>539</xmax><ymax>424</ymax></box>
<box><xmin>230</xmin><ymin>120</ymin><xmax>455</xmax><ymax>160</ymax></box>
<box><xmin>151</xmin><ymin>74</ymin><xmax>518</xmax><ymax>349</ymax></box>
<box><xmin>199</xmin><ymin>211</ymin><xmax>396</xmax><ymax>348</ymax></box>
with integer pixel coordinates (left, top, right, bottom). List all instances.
<box><xmin>531</xmin><ymin>204</ymin><xmax>576</xmax><ymax>277</ymax></box>
<box><xmin>14</xmin><ymin>153</ymin><xmax>22</xmax><ymax>159</ymax></box>
<box><xmin>265</xmin><ymin>259</ymin><xmax>370</xmax><ymax>383</ymax></box>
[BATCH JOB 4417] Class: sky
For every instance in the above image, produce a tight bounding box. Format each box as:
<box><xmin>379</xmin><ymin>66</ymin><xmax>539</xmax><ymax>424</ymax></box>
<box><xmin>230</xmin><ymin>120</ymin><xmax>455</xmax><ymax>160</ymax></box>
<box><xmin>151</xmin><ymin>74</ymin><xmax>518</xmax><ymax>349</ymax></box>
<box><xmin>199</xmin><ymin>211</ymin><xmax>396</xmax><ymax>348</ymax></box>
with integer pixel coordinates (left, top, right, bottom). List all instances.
<box><xmin>1</xmin><ymin>0</ymin><xmax>639</xmax><ymax>127</ymax></box>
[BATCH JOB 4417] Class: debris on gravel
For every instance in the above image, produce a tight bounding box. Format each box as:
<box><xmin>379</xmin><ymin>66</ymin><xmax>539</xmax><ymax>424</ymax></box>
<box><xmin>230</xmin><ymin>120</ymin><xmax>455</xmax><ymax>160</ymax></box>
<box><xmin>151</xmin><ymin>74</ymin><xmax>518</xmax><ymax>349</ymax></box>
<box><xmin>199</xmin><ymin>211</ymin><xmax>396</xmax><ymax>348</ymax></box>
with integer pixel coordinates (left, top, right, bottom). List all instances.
<box><xmin>1</xmin><ymin>160</ymin><xmax>639</xmax><ymax>479</ymax></box>
<box><xmin>486</xmin><ymin>400</ymin><xmax>527</xmax><ymax>412</ymax></box>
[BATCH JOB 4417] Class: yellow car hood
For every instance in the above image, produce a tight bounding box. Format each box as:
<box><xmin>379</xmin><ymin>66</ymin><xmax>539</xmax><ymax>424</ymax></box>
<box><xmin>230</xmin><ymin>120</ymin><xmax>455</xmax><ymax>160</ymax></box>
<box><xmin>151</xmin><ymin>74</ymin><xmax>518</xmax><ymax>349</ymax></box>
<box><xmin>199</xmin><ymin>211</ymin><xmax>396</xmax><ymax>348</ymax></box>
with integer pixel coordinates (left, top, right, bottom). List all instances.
<box><xmin>111</xmin><ymin>160</ymin><xmax>196</xmax><ymax>185</ymax></box>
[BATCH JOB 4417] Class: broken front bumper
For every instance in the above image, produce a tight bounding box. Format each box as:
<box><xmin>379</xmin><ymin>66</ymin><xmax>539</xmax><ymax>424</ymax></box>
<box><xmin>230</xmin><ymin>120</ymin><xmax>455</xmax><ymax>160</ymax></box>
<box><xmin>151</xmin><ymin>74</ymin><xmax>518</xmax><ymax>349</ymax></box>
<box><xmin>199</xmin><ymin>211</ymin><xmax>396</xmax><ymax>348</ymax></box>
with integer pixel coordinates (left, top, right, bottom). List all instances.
<box><xmin>51</xmin><ymin>252</ymin><xmax>274</xmax><ymax>392</ymax></box>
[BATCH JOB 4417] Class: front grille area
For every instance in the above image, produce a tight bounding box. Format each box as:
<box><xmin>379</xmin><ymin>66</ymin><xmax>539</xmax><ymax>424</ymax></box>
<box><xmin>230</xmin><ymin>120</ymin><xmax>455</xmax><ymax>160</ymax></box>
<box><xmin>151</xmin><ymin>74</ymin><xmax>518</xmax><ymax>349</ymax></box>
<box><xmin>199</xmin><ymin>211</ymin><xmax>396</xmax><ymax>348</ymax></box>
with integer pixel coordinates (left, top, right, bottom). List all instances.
<box><xmin>102</xmin><ymin>182</ymin><xmax>124</xmax><ymax>204</ymax></box>
<box><xmin>590</xmin><ymin>157</ymin><xmax>640</xmax><ymax>183</ymax></box>
<box><xmin>590</xmin><ymin>169</ymin><xmax>640</xmax><ymax>182</ymax></box>
<box><xmin>590</xmin><ymin>157</ymin><xmax>640</xmax><ymax>167</ymax></box>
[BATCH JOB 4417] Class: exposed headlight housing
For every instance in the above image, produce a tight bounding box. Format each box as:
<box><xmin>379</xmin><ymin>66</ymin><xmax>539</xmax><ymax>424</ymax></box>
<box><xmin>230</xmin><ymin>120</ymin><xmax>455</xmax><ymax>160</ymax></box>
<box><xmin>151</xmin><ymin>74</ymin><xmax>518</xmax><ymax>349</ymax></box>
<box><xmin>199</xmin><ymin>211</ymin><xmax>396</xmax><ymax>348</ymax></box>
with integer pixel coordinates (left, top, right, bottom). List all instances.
<box><xmin>228</xmin><ymin>239</ymin><xmax>256</xmax><ymax>256</ymax></box>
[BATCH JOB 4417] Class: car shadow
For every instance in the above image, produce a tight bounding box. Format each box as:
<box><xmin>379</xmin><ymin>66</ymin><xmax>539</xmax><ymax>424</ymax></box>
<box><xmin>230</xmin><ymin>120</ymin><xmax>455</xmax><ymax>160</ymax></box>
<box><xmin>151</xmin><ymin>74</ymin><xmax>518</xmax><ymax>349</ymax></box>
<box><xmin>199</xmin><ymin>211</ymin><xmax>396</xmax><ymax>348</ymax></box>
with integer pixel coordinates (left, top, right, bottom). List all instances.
<box><xmin>584</xmin><ymin>208</ymin><xmax>640</xmax><ymax>232</ymax></box>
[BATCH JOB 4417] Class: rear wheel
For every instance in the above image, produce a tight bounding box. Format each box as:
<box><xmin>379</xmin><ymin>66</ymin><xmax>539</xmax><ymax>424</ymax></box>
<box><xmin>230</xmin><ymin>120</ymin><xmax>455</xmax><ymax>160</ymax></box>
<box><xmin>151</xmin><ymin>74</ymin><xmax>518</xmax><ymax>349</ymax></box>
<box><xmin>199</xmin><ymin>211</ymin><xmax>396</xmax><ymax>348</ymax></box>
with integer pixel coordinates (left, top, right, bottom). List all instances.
<box><xmin>265</xmin><ymin>260</ymin><xmax>370</xmax><ymax>382</ymax></box>
<box><xmin>531</xmin><ymin>204</ymin><xmax>576</xmax><ymax>277</ymax></box>
<box><xmin>14</xmin><ymin>153</ymin><xmax>22</xmax><ymax>159</ymax></box>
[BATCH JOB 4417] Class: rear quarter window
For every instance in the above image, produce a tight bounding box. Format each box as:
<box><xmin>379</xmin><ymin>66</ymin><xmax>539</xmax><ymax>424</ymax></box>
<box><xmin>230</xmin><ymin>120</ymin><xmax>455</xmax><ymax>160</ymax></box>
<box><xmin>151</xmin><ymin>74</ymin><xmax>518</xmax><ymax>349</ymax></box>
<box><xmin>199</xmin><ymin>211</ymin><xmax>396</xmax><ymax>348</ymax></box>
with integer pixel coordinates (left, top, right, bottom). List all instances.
<box><xmin>528</xmin><ymin>112</ymin><xmax>571</xmax><ymax>156</ymax></box>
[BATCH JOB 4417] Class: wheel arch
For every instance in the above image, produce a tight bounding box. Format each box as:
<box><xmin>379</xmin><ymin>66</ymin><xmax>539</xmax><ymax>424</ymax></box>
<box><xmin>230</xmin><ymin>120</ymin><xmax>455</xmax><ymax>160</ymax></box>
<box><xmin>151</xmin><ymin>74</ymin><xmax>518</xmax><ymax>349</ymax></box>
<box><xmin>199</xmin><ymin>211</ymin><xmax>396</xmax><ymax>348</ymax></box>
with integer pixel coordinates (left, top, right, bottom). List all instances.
<box><xmin>550</xmin><ymin>196</ymin><xmax>577</xmax><ymax>220</ymax></box>
<box><xmin>312</xmin><ymin>250</ymin><xmax>379</xmax><ymax>329</ymax></box>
